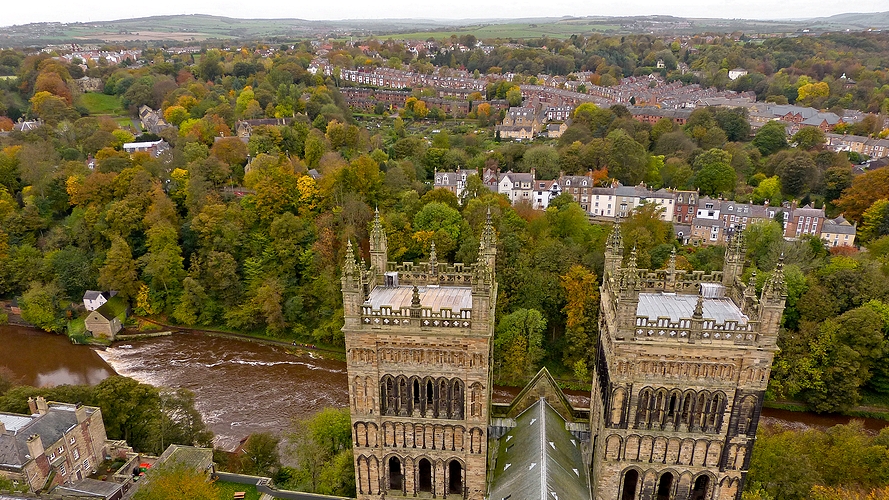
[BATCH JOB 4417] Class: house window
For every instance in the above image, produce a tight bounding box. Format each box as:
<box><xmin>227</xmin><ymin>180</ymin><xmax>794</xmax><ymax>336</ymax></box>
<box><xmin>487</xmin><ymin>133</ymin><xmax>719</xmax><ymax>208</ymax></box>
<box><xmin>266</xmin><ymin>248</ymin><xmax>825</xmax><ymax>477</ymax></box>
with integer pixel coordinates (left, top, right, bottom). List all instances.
<box><xmin>58</xmin><ymin>446</ymin><xmax>64</xmax><ymax>455</ymax></box>
<box><xmin>59</xmin><ymin>464</ymin><xmax>66</xmax><ymax>476</ymax></box>
<box><xmin>50</xmin><ymin>452</ymin><xmax>56</xmax><ymax>460</ymax></box>
<box><xmin>70</xmin><ymin>437</ymin><xmax>75</xmax><ymax>445</ymax></box>
<box><xmin>73</xmin><ymin>448</ymin><xmax>80</xmax><ymax>460</ymax></box>
<box><xmin>83</xmin><ymin>459</ymin><xmax>90</xmax><ymax>470</ymax></box>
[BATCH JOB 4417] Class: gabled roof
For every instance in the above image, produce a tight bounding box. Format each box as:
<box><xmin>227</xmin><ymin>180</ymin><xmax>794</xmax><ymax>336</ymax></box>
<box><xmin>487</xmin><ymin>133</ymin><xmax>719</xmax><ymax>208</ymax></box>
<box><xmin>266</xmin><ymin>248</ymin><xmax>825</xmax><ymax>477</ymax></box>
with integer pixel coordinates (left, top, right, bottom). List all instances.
<box><xmin>502</xmin><ymin>367</ymin><xmax>578</xmax><ymax>423</ymax></box>
<box><xmin>489</xmin><ymin>398</ymin><xmax>591</xmax><ymax>500</ymax></box>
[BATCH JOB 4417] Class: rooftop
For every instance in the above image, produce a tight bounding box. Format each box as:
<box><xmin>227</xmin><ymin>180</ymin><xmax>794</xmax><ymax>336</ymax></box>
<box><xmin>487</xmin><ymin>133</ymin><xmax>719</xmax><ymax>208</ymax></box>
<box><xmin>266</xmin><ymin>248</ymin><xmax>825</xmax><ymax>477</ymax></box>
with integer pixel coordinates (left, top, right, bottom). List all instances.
<box><xmin>366</xmin><ymin>285</ymin><xmax>472</xmax><ymax>311</ymax></box>
<box><xmin>488</xmin><ymin>398</ymin><xmax>591</xmax><ymax>500</ymax></box>
<box><xmin>637</xmin><ymin>292</ymin><xmax>748</xmax><ymax>325</ymax></box>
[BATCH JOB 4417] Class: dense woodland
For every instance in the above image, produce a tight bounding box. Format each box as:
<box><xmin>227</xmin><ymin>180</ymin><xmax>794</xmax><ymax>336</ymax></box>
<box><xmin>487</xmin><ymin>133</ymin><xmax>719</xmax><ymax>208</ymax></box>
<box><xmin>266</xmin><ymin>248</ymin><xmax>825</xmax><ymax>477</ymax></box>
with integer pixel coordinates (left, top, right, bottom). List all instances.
<box><xmin>0</xmin><ymin>31</ymin><xmax>888</xmax><ymax>497</ymax></box>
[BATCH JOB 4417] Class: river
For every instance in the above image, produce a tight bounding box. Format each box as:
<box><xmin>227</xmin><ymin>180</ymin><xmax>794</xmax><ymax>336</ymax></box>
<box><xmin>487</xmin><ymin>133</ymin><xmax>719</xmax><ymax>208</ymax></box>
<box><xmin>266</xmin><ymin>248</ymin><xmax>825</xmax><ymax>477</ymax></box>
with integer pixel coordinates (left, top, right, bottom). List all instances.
<box><xmin>1</xmin><ymin>325</ymin><xmax>885</xmax><ymax>451</ymax></box>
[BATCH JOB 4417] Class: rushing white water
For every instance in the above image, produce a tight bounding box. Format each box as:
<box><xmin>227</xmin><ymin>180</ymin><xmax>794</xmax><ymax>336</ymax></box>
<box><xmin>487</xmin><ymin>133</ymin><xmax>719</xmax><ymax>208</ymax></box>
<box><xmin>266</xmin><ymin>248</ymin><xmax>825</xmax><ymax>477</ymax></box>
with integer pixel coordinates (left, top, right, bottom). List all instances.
<box><xmin>97</xmin><ymin>333</ymin><xmax>350</xmax><ymax>451</ymax></box>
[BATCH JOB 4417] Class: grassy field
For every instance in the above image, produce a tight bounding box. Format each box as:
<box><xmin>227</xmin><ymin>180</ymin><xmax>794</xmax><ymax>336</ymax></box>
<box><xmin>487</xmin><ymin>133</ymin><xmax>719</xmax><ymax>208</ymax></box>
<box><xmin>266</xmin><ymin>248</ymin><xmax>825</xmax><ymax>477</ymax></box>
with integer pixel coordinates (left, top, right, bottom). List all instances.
<box><xmin>387</xmin><ymin>22</ymin><xmax>622</xmax><ymax>40</ymax></box>
<box><xmin>77</xmin><ymin>93</ymin><xmax>124</xmax><ymax>115</ymax></box>
<box><xmin>215</xmin><ymin>481</ymin><xmax>261</xmax><ymax>500</ymax></box>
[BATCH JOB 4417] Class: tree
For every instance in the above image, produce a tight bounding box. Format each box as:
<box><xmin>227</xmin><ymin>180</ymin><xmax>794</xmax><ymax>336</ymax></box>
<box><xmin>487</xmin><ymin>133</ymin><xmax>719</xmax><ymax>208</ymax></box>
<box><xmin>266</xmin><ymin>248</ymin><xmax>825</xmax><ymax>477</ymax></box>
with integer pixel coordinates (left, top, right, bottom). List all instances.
<box><xmin>859</xmin><ymin>199</ymin><xmax>889</xmax><ymax>244</ymax></box>
<box><xmin>99</xmin><ymin>235</ymin><xmax>140</xmax><ymax>299</ymax></box>
<box><xmin>560</xmin><ymin>265</ymin><xmax>599</xmax><ymax>376</ymax></box>
<box><xmin>197</xmin><ymin>50</ymin><xmax>223</xmax><ymax>82</ymax></box>
<box><xmin>607</xmin><ymin>129</ymin><xmax>648</xmax><ymax>184</ymax></box>
<box><xmin>19</xmin><ymin>282</ymin><xmax>64</xmax><ymax>332</ymax></box>
<box><xmin>752</xmin><ymin>176</ymin><xmax>781</xmax><ymax>205</ymax></box>
<box><xmin>494</xmin><ymin>309</ymin><xmax>546</xmax><ymax>383</ymax></box>
<box><xmin>240</xmin><ymin>432</ymin><xmax>281</xmax><ymax>477</ymax></box>
<box><xmin>753</xmin><ymin>121</ymin><xmax>788</xmax><ymax>156</ymax></box>
<box><xmin>776</xmin><ymin>151</ymin><xmax>818</xmax><ymax>197</ymax></box>
<box><xmin>92</xmin><ymin>376</ymin><xmax>161</xmax><ymax>450</ymax></box>
<box><xmin>163</xmin><ymin>105</ymin><xmax>189</xmax><ymax>126</ymax></box>
<box><xmin>836</xmin><ymin>169</ymin><xmax>889</xmax><ymax>222</ymax></box>
<box><xmin>792</xmin><ymin>127</ymin><xmax>826</xmax><ymax>151</ymax></box>
<box><xmin>285</xmin><ymin>408</ymin><xmax>354</xmax><ymax>496</ymax></box>
<box><xmin>692</xmin><ymin>148</ymin><xmax>736</xmax><ymax>196</ymax></box>
<box><xmin>506</xmin><ymin>86</ymin><xmax>523</xmax><ymax>107</ymax></box>
<box><xmin>133</xmin><ymin>465</ymin><xmax>217</xmax><ymax>500</ymax></box>
<box><xmin>522</xmin><ymin>145</ymin><xmax>560</xmax><ymax>180</ymax></box>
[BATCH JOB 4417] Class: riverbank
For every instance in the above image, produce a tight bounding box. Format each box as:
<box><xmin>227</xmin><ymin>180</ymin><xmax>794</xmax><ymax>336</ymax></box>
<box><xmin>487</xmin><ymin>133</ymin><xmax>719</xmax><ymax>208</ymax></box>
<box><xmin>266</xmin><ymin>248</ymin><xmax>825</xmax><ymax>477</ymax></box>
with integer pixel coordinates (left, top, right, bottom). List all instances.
<box><xmin>132</xmin><ymin>317</ymin><xmax>347</xmax><ymax>361</ymax></box>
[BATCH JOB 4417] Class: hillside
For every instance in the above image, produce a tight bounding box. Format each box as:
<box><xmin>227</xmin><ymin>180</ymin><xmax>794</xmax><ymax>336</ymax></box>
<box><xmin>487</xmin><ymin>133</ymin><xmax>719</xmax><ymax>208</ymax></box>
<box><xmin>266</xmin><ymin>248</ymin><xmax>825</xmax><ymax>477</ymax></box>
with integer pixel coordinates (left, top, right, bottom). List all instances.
<box><xmin>0</xmin><ymin>12</ymin><xmax>888</xmax><ymax>45</ymax></box>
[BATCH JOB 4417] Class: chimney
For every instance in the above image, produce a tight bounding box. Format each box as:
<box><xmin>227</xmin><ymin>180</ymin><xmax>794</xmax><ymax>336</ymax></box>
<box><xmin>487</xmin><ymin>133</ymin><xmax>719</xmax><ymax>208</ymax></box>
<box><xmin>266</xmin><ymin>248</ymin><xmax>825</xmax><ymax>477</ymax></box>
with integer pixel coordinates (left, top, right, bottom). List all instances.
<box><xmin>28</xmin><ymin>397</ymin><xmax>38</xmax><ymax>415</ymax></box>
<box><xmin>36</xmin><ymin>396</ymin><xmax>48</xmax><ymax>415</ymax></box>
<box><xmin>26</xmin><ymin>435</ymin><xmax>44</xmax><ymax>459</ymax></box>
<box><xmin>75</xmin><ymin>403</ymin><xmax>87</xmax><ymax>424</ymax></box>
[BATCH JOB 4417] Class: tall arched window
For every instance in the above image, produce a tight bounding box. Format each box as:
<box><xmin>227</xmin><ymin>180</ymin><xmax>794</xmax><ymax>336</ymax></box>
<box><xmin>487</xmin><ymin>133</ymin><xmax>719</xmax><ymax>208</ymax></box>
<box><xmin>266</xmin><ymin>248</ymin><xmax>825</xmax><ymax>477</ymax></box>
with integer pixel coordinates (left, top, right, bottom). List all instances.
<box><xmin>621</xmin><ymin>470</ymin><xmax>639</xmax><ymax>500</ymax></box>
<box><xmin>447</xmin><ymin>460</ymin><xmax>463</xmax><ymax>495</ymax></box>
<box><xmin>418</xmin><ymin>458</ymin><xmax>433</xmax><ymax>493</ymax></box>
<box><xmin>690</xmin><ymin>475</ymin><xmax>710</xmax><ymax>500</ymax></box>
<box><xmin>656</xmin><ymin>472</ymin><xmax>674</xmax><ymax>500</ymax></box>
<box><xmin>388</xmin><ymin>457</ymin><xmax>403</xmax><ymax>492</ymax></box>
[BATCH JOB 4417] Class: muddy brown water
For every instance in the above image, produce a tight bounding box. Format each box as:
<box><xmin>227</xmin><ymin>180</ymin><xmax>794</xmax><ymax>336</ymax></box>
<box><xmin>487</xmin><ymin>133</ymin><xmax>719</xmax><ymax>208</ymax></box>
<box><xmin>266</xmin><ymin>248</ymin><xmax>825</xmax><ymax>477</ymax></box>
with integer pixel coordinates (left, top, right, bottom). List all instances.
<box><xmin>1</xmin><ymin>325</ymin><xmax>886</xmax><ymax>450</ymax></box>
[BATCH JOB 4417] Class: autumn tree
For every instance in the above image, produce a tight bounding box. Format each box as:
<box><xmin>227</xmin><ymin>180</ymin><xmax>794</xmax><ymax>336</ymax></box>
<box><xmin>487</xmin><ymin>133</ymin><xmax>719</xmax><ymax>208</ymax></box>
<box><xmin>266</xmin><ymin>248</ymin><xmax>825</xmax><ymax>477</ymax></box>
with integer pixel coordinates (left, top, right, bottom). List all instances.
<box><xmin>837</xmin><ymin>169</ymin><xmax>889</xmax><ymax>222</ymax></box>
<box><xmin>133</xmin><ymin>465</ymin><xmax>217</xmax><ymax>500</ymax></box>
<box><xmin>560</xmin><ymin>265</ymin><xmax>599</xmax><ymax>379</ymax></box>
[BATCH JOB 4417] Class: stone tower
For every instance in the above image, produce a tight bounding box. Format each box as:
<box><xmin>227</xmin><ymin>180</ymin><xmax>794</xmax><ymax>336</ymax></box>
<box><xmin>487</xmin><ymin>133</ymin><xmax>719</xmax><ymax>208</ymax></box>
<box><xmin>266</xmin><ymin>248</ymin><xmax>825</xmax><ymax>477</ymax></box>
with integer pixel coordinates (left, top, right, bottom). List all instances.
<box><xmin>342</xmin><ymin>210</ymin><xmax>497</xmax><ymax>500</ymax></box>
<box><xmin>589</xmin><ymin>226</ymin><xmax>785</xmax><ymax>500</ymax></box>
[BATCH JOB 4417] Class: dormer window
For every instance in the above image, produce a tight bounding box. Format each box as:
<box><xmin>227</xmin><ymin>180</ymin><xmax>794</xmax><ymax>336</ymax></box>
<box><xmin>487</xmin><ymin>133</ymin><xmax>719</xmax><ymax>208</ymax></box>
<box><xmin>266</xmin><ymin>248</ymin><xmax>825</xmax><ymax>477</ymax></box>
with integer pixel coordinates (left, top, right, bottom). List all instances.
<box><xmin>566</xmin><ymin>180</ymin><xmax>571</xmax><ymax>186</ymax></box>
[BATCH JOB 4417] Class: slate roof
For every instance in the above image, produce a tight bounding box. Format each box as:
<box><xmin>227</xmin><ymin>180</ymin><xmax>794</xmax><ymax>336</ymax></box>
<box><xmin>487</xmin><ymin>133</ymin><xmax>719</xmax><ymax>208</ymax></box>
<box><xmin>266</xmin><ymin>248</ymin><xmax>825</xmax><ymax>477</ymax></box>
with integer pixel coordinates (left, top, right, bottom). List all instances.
<box><xmin>488</xmin><ymin>398</ymin><xmax>591</xmax><ymax>500</ymax></box>
<box><xmin>0</xmin><ymin>404</ymin><xmax>95</xmax><ymax>468</ymax></box>
<box><xmin>823</xmin><ymin>216</ymin><xmax>857</xmax><ymax>235</ymax></box>
<box><xmin>53</xmin><ymin>478</ymin><xmax>123</xmax><ymax>498</ymax></box>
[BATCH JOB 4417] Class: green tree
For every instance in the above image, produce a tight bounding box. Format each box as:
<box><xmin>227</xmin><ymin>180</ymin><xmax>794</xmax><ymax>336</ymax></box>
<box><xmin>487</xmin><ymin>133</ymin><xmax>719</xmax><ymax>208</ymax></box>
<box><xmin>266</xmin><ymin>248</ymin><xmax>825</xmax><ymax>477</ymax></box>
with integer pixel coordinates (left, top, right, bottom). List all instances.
<box><xmin>792</xmin><ymin>127</ymin><xmax>826</xmax><ymax>151</ymax></box>
<box><xmin>19</xmin><ymin>281</ymin><xmax>64</xmax><ymax>332</ymax></box>
<box><xmin>494</xmin><ymin>309</ymin><xmax>547</xmax><ymax>383</ymax></box>
<box><xmin>753</xmin><ymin>121</ymin><xmax>788</xmax><ymax>156</ymax></box>
<box><xmin>752</xmin><ymin>176</ymin><xmax>781</xmax><ymax>205</ymax></box>
<box><xmin>859</xmin><ymin>199</ymin><xmax>889</xmax><ymax>244</ymax></box>
<box><xmin>99</xmin><ymin>235</ymin><xmax>140</xmax><ymax>300</ymax></box>
<box><xmin>240</xmin><ymin>432</ymin><xmax>281</xmax><ymax>477</ymax></box>
<box><xmin>692</xmin><ymin>148</ymin><xmax>736</xmax><ymax>196</ymax></box>
<box><xmin>285</xmin><ymin>408</ymin><xmax>355</xmax><ymax>496</ymax></box>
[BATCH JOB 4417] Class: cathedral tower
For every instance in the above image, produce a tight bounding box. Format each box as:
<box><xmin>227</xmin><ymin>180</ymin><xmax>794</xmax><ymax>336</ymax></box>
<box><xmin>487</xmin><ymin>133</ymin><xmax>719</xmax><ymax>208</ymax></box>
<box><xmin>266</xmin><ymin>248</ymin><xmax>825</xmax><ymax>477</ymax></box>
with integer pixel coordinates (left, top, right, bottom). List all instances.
<box><xmin>589</xmin><ymin>223</ymin><xmax>785</xmax><ymax>500</ymax></box>
<box><xmin>342</xmin><ymin>210</ymin><xmax>497</xmax><ymax>500</ymax></box>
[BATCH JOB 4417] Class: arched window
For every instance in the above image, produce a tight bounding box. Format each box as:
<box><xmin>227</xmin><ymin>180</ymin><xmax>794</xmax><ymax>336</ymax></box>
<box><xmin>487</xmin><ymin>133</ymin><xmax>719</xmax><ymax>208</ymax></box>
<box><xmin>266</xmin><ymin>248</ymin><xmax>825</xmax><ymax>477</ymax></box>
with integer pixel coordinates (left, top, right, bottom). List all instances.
<box><xmin>621</xmin><ymin>469</ymin><xmax>639</xmax><ymax>500</ymax></box>
<box><xmin>635</xmin><ymin>389</ymin><xmax>652</xmax><ymax>428</ymax></box>
<box><xmin>439</xmin><ymin>379</ymin><xmax>449</xmax><ymax>418</ymax></box>
<box><xmin>426</xmin><ymin>380</ymin><xmax>434</xmax><ymax>406</ymax></box>
<box><xmin>690</xmin><ymin>475</ymin><xmax>710</xmax><ymax>500</ymax></box>
<box><xmin>388</xmin><ymin>457</ymin><xmax>403</xmax><ymax>492</ymax></box>
<box><xmin>418</xmin><ymin>458</ymin><xmax>433</xmax><ymax>493</ymax></box>
<box><xmin>451</xmin><ymin>379</ymin><xmax>464</xmax><ymax>419</ymax></box>
<box><xmin>413</xmin><ymin>379</ymin><xmax>421</xmax><ymax>407</ymax></box>
<box><xmin>656</xmin><ymin>472</ymin><xmax>674</xmax><ymax>500</ymax></box>
<box><xmin>448</xmin><ymin>460</ymin><xmax>463</xmax><ymax>495</ymax></box>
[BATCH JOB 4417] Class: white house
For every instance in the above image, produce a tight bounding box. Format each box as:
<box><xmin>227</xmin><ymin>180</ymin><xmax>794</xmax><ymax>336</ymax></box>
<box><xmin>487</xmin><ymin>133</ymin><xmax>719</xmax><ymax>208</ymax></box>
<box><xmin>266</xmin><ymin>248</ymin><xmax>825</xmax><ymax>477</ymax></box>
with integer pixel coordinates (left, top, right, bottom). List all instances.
<box><xmin>82</xmin><ymin>291</ymin><xmax>114</xmax><ymax>312</ymax></box>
